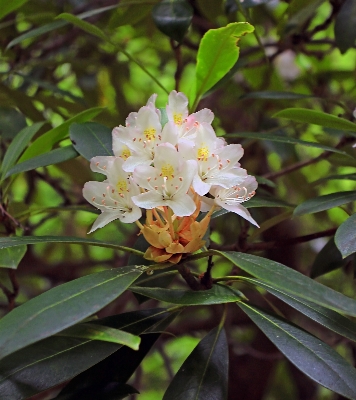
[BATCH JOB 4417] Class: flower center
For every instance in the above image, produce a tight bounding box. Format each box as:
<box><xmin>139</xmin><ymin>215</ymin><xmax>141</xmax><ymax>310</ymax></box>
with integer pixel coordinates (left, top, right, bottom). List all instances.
<box><xmin>120</xmin><ymin>146</ymin><xmax>131</xmax><ymax>160</ymax></box>
<box><xmin>161</xmin><ymin>163</ymin><xmax>175</xmax><ymax>179</ymax></box>
<box><xmin>197</xmin><ymin>146</ymin><xmax>209</xmax><ymax>161</ymax></box>
<box><xmin>144</xmin><ymin>128</ymin><xmax>156</xmax><ymax>140</ymax></box>
<box><xmin>173</xmin><ymin>113</ymin><xmax>183</xmax><ymax>125</ymax></box>
<box><xmin>116</xmin><ymin>179</ymin><xmax>128</xmax><ymax>193</ymax></box>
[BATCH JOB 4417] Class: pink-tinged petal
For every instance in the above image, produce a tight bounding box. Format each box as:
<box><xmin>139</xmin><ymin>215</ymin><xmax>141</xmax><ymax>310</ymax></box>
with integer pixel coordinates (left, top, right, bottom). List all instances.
<box><xmin>161</xmin><ymin>121</ymin><xmax>179</xmax><ymax>146</ymax></box>
<box><xmin>83</xmin><ymin>181</ymin><xmax>109</xmax><ymax>209</ymax></box>
<box><xmin>136</xmin><ymin>106</ymin><xmax>161</xmax><ymax>135</ymax></box>
<box><xmin>89</xmin><ymin>156</ymin><xmax>115</xmax><ymax>175</ymax></box>
<box><xmin>216</xmin><ymin>144</ymin><xmax>244</xmax><ymax>164</ymax></box>
<box><xmin>125</xmin><ymin>112</ymin><xmax>138</xmax><ymax>127</ymax></box>
<box><xmin>132</xmin><ymin>191</ymin><xmax>166</xmax><ymax>210</ymax></box>
<box><xmin>132</xmin><ymin>165</ymin><xmax>157</xmax><ymax>190</ymax></box>
<box><xmin>167</xmin><ymin>90</ymin><xmax>189</xmax><ymax>125</ymax></box>
<box><xmin>192</xmin><ymin>174</ymin><xmax>210</xmax><ymax>196</ymax></box>
<box><xmin>88</xmin><ymin>212</ymin><xmax>121</xmax><ymax>233</ymax></box>
<box><xmin>192</xmin><ymin>108</ymin><xmax>214</xmax><ymax>124</ymax></box>
<box><xmin>122</xmin><ymin>155</ymin><xmax>153</xmax><ymax>173</ymax></box>
<box><xmin>165</xmin><ymin>194</ymin><xmax>196</xmax><ymax>217</ymax></box>
<box><xmin>241</xmin><ymin>175</ymin><xmax>258</xmax><ymax>193</ymax></box>
<box><xmin>215</xmin><ymin>200</ymin><xmax>259</xmax><ymax>227</ymax></box>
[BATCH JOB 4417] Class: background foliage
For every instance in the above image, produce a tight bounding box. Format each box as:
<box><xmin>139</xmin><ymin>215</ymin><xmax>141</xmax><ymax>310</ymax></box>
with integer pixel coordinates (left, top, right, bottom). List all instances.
<box><xmin>0</xmin><ymin>0</ymin><xmax>356</xmax><ymax>399</ymax></box>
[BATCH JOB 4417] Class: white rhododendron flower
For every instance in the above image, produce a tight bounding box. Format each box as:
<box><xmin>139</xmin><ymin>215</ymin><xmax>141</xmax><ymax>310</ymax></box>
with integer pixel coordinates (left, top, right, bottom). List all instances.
<box><xmin>83</xmin><ymin>90</ymin><xmax>258</xmax><ymax>261</ymax></box>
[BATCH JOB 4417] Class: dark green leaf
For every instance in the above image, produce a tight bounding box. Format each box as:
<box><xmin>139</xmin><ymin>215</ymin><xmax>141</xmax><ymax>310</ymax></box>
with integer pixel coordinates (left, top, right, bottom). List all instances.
<box><xmin>58</xmin><ymin>323</ymin><xmax>141</xmax><ymax>350</ymax></box>
<box><xmin>0</xmin><ymin>107</ymin><xmax>27</xmax><ymax>139</ymax></box>
<box><xmin>217</xmin><ymin>251</ymin><xmax>356</xmax><ymax>317</ymax></box>
<box><xmin>238</xmin><ymin>302</ymin><xmax>356</xmax><ymax>399</ymax></box>
<box><xmin>240</xmin><ymin>91</ymin><xmax>312</xmax><ymax>100</ymax></box>
<box><xmin>0</xmin><ymin>246</ymin><xmax>27</xmax><ymax>269</ymax></box>
<box><xmin>130</xmin><ymin>283</ymin><xmax>245</xmax><ymax>305</ymax></box>
<box><xmin>192</xmin><ymin>22</ymin><xmax>254</xmax><ymax>109</ymax></box>
<box><xmin>56</xmin><ymin>13</ymin><xmax>107</xmax><ymax>41</ymax></box>
<box><xmin>0</xmin><ymin>265</ymin><xmax>142</xmax><ymax>360</ymax></box>
<box><xmin>227</xmin><ymin>132</ymin><xmax>349</xmax><ymax>155</ymax></box>
<box><xmin>163</xmin><ymin>326</ymin><xmax>228</xmax><ymax>400</ymax></box>
<box><xmin>70</xmin><ymin>122</ymin><xmax>113</xmax><ymax>161</ymax></box>
<box><xmin>293</xmin><ymin>191</ymin><xmax>356</xmax><ymax>216</ymax></box>
<box><xmin>152</xmin><ymin>0</ymin><xmax>193</xmax><ymax>43</ymax></box>
<box><xmin>0</xmin><ymin>309</ymin><xmax>170</xmax><ymax>399</ymax></box>
<box><xmin>311</xmin><ymin>237</ymin><xmax>346</xmax><ymax>278</ymax></box>
<box><xmin>273</xmin><ymin>108</ymin><xmax>356</xmax><ymax>133</ymax></box>
<box><xmin>334</xmin><ymin>0</ymin><xmax>356</xmax><ymax>54</ymax></box>
<box><xmin>245</xmin><ymin>195</ymin><xmax>294</xmax><ymax>208</ymax></box>
<box><xmin>243</xmin><ymin>278</ymin><xmax>356</xmax><ymax>342</ymax></box>
<box><xmin>4</xmin><ymin>145</ymin><xmax>78</xmax><ymax>179</ymax></box>
<box><xmin>335</xmin><ymin>214</ymin><xmax>356</xmax><ymax>258</ymax></box>
<box><xmin>312</xmin><ymin>173</ymin><xmax>356</xmax><ymax>186</ymax></box>
<box><xmin>0</xmin><ymin>235</ymin><xmax>144</xmax><ymax>256</ymax></box>
<box><xmin>0</xmin><ymin>0</ymin><xmax>27</xmax><ymax>20</ymax></box>
<box><xmin>20</xmin><ymin>107</ymin><xmax>104</xmax><ymax>161</ymax></box>
<box><xmin>0</xmin><ymin>122</ymin><xmax>44</xmax><ymax>181</ymax></box>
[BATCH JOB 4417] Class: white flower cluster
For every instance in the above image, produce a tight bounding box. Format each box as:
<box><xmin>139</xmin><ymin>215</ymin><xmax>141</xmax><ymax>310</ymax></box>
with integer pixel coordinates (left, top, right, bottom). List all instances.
<box><xmin>83</xmin><ymin>91</ymin><xmax>258</xmax><ymax>233</ymax></box>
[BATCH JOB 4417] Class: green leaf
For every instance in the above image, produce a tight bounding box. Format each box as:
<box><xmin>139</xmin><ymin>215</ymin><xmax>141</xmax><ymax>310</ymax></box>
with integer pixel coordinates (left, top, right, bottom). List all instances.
<box><xmin>0</xmin><ymin>265</ymin><xmax>142</xmax><ymax>360</ymax></box>
<box><xmin>0</xmin><ymin>122</ymin><xmax>44</xmax><ymax>181</ymax></box>
<box><xmin>273</xmin><ymin>108</ymin><xmax>356</xmax><ymax>133</ymax></box>
<box><xmin>19</xmin><ymin>107</ymin><xmax>104</xmax><ymax>162</ymax></box>
<box><xmin>238</xmin><ymin>302</ymin><xmax>356</xmax><ymax>399</ymax></box>
<box><xmin>0</xmin><ymin>235</ymin><xmax>145</xmax><ymax>256</ymax></box>
<box><xmin>163</xmin><ymin>326</ymin><xmax>228</xmax><ymax>400</ymax></box>
<box><xmin>311</xmin><ymin>237</ymin><xmax>346</xmax><ymax>278</ymax></box>
<box><xmin>70</xmin><ymin>122</ymin><xmax>113</xmax><ymax>161</ymax></box>
<box><xmin>245</xmin><ymin>195</ymin><xmax>294</xmax><ymax>208</ymax></box>
<box><xmin>334</xmin><ymin>0</ymin><xmax>356</xmax><ymax>54</ymax></box>
<box><xmin>0</xmin><ymin>309</ymin><xmax>171</xmax><ymax>399</ymax></box>
<box><xmin>192</xmin><ymin>22</ymin><xmax>254</xmax><ymax>110</ymax></box>
<box><xmin>0</xmin><ymin>246</ymin><xmax>27</xmax><ymax>269</ymax></box>
<box><xmin>0</xmin><ymin>107</ymin><xmax>27</xmax><ymax>139</ymax></box>
<box><xmin>243</xmin><ymin>278</ymin><xmax>356</xmax><ymax>343</ymax></box>
<box><xmin>152</xmin><ymin>0</ymin><xmax>193</xmax><ymax>43</ymax></box>
<box><xmin>227</xmin><ymin>132</ymin><xmax>348</xmax><ymax>155</ymax></box>
<box><xmin>312</xmin><ymin>173</ymin><xmax>356</xmax><ymax>186</ymax></box>
<box><xmin>56</xmin><ymin>13</ymin><xmax>107</xmax><ymax>41</ymax></box>
<box><xmin>4</xmin><ymin>145</ymin><xmax>79</xmax><ymax>179</ymax></box>
<box><xmin>293</xmin><ymin>191</ymin><xmax>356</xmax><ymax>216</ymax></box>
<box><xmin>0</xmin><ymin>0</ymin><xmax>27</xmax><ymax>20</ymax></box>
<box><xmin>239</xmin><ymin>91</ymin><xmax>312</xmax><ymax>100</ymax></box>
<box><xmin>335</xmin><ymin>214</ymin><xmax>356</xmax><ymax>258</ymax></box>
<box><xmin>7</xmin><ymin>5</ymin><xmax>118</xmax><ymax>49</ymax></box>
<box><xmin>130</xmin><ymin>283</ymin><xmax>244</xmax><ymax>305</ymax></box>
<box><xmin>217</xmin><ymin>251</ymin><xmax>356</xmax><ymax>317</ymax></box>
<box><xmin>58</xmin><ymin>323</ymin><xmax>141</xmax><ymax>350</ymax></box>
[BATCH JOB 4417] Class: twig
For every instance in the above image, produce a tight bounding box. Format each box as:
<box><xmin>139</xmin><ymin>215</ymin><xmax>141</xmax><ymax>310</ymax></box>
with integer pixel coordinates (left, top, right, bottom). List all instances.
<box><xmin>171</xmin><ymin>40</ymin><xmax>183</xmax><ymax>92</ymax></box>
<box><xmin>177</xmin><ymin>264</ymin><xmax>202</xmax><ymax>291</ymax></box>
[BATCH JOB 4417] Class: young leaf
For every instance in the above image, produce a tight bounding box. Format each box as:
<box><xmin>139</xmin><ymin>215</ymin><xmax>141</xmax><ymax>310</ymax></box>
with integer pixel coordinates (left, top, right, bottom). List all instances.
<box><xmin>238</xmin><ymin>302</ymin><xmax>356</xmax><ymax>400</ymax></box>
<box><xmin>217</xmin><ymin>251</ymin><xmax>356</xmax><ymax>317</ymax></box>
<box><xmin>70</xmin><ymin>122</ymin><xmax>114</xmax><ymax>161</ymax></box>
<box><xmin>0</xmin><ymin>266</ymin><xmax>142</xmax><ymax>360</ymax></box>
<box><xmin>0</xmin><ymin>122</ymin><xmax>44</xmax><ymax>181</ymax></box>
<box><xmin>335</xmin><ymin>214</ymin><xmax>356</xmax><ymax>258</ymax></box>
<box><xmin>0</xmin><ymin>246</ymin><xmax>27</xmax><ymax>270</ymax></box>
<box><xmin>293</xmin><ymin>191</ymin><xmax>356</xmax><ymax>216</ymax></box>
<box><xmin>152</xmin><ymin>0</ymin><xmax>193</xmax><ymax>43</ymax></box>
<box><xmin>19</xmin><ymin>107</ymin><xmax>104</xmax><ymax>162</ymax></box>
<box><xmin>163</xmin><ymin>326</ymin><xmax>228</xmax><ymax>400</ymax></box>
<box><xmin>334</xmin><ymin>0</ymin><xmax>356</xmax><ymax>54</ymax></box>
<box><xmin>130</xmin><ymin>283</ymin><xmax>245</xmax><ymax>305</ymax></box>
<box><xmin>0</xmin><ymin>309</ymin><xmax>172</xmax><ymax>399</ymax></box>
<box><xmin>58</xmin><ymin>323</ymin><xmax>141</xmax><ymax>350</ymax></box>
<box><xmin>273</xmin><ymin>108</ymin><xmax>356</xmax><ymax>133</ymax></box>
<box><xmin>4</xmin><ymin>145</ymin><xmax>79</xmax><ymax>179</ymax></box>
<box><xmin>192</xmin><ymin>22</ymin><xmax>254</xmax><ymax>110</ymax></box>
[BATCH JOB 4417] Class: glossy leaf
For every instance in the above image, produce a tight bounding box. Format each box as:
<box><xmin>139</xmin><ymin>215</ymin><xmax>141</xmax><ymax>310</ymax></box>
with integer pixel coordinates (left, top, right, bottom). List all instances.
<box><xmin>0</xmin><ymin>265</ymin><xmax>142</xmax><ymax>360</ymax></box>
<box><xmin>163</xmin><ymin>326</ymin><xmax>228</xmax><ymax>400</ymax></box>
<box><xmin>217</xmin><ymin>251</ymin><xmax>356</xmax><ymax>317</ymax></box>
<box><xmin>311</xmin><ymin>237</ymin><xmax>345</xmax><ymax>278</ymax></box>
<box><xmin>4</xmin><ymin>145</ymin><xmax>79</xmax><ymax>179</ymax></box>
<box><xmin>0</xmin><ymin>107</ymin><xmax>27</xmax><ymax>139</ymax></box>
<box><xmin>0</xmin><ymin>246</ymin><xmax>27</xmax><ymax>270</ymax></box>
<box><xmin>273</xmin><ymin>108</ymin><xmax>356</xmax><ymax>133</ymax></box>
<box><xmin>293</xmin><ymin>191</ymin><xmax>356</xmax><ymax>216</ymax></box>
<box><xmin>0</xmin><ymin>309</ymin><xmax>171</xmax><ymax>399</ymax></box>
<box><xmin>19</xmin><ymin>107</ymin><xmax>104</xmax><ymax>161</ymax></box>
<box><xmin>334</xmin><ymin>0</ymin><xmax>356</xmax><ymax>54</ymax></box>
<box><xmin>0</xmin><ymin>235</ymin><xmax>144</xmax><ymax>256</ymax></box>
<box><xmin>192</xmin><ymin>22</ymin><xmax>254</xmax><ymax>109</ymax></box>
<box><xmin>0</xmin><ymin>122</ymin><xmax>44</xmax><ymax>181</ymax></box>
<box><xmin>243</xmin><ymin>278</ymin><xmax>356</xmax><ymax>342</ymax></box>
<box><xmin>238</xmin><ymin>302</ymin><xmax>356</xmax><ymax>399</ymax></box>
<box><xmin>152</xmin><ymin>0</ymin><xmax>193</xmax><ymax>43</ymax></box>
<box><xmin>240</xmin><ymin>91</ymin><xmax>312</xmax><ymax>100</ymax></box>
<box><xmin>130</xmin><ymin>283</ymin><xmax>244</xmax><ymax>305</ymax></box>
<box><xmin>70</xmin><ymin>122</ymin><xmax>113</xmax><ymax>161</ymax></box>
<box><xmin>227</xmin><ymin>132</ymin><xmax>348</xmax><ymax>155</ymax></box>
<box><xmin>0</xmin><ymin>0</ymin><xmax>27</xmax><ymax>20</ymax></box>
<box><xmin>58</xmin><ymin>323</ymin><xmax>141</xmax><ymax>350</ymax></box>
<box><xmin>335</xmin><ymin>214</ymin><xmax>356</xmax><ymax>258</ymax></box>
